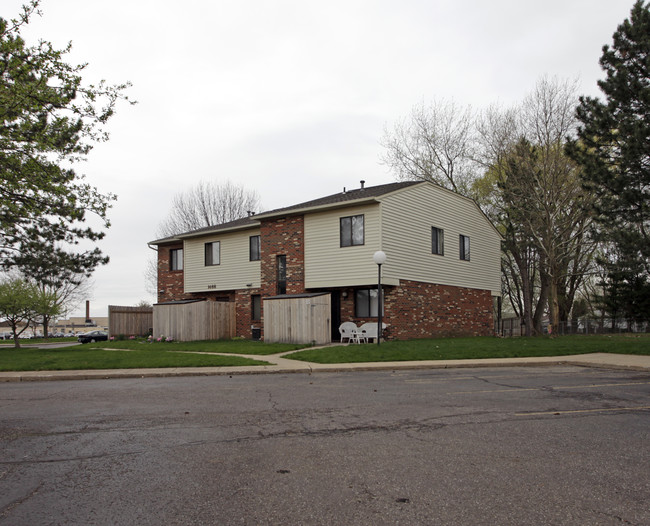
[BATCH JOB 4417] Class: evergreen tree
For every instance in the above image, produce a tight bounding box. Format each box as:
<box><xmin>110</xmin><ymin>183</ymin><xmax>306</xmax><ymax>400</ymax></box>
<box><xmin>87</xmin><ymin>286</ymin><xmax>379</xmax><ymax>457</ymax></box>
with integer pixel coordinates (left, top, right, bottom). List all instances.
<box><xmin>0</xmin><ymin>2</ymin><xmax>133</xmax><ymax>278</ymax></box>
<box><xmin>568</xmin><ymin>0</ymin><xmax>650</xmax><ymax>321</ymax></box>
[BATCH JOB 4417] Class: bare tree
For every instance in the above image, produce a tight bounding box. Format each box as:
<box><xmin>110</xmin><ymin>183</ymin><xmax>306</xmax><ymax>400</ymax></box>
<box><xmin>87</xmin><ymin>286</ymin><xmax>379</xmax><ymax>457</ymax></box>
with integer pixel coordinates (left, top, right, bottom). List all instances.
<box><xmin>475</xmin><ymin>78</ymin><xmax>597</xmax><ymax>333</ymax></box>
<box><xmin>381</xmin><ymin>99</ymin><xmax>477</xmax><ymax>196</ymax></box>
<box><xmin>156</xmin><ymin>180</ymin><xmax>262</xmax><ymax>238</ymax></box>
<box><xmin>147</xmin><ymin>180</ymin><xmax>262</xmax><ymax>295</ymax></box>
<box><xmin>144</xmin><ymin>257</ymin><xmax>158</xmax><ymax>297</ymax></box>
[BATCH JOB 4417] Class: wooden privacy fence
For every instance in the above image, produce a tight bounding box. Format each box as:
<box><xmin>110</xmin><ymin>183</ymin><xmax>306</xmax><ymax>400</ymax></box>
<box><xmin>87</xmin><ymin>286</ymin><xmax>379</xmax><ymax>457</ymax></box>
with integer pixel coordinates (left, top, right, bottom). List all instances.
<box><xmin>264</xmin><ymin>293</ymin><xmax>331</xmax><ymax>345</ymax></box>
<box><xmin>108</xmin><ymin>305</ymin><xmax>153</xmax><ymax>337</ymax></box>
<box><xmin>153</xmin><ymin>300</ymin><xmax>235</xmax><ymax>341</ymax></box>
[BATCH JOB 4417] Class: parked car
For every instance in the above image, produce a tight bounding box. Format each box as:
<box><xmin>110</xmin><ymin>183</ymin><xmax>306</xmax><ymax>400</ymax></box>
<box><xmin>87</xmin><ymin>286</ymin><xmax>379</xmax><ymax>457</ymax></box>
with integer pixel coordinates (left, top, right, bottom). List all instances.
<box><xmin>78</xmin><ymin>330</ymin><xmax>109</xmax><ymax>344</ymax></box>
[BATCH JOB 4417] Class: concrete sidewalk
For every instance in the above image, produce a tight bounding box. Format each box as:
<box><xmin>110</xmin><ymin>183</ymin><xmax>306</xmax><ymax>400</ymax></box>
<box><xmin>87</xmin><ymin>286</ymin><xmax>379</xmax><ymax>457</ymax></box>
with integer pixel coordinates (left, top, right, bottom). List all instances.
<box><xmin>1</xmin><ymin>352</ymin><xmax>649</xmax><ymax>382</ymax></box>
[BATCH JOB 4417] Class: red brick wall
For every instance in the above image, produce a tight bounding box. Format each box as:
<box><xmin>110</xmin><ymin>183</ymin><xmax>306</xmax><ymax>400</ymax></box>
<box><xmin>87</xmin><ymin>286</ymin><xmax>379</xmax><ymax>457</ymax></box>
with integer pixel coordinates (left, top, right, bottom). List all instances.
<box><xmin>260</xmin><ymin>216</ymin><xmax>305</xmax><ymax>297</ymax></box>
<box><xmin>157</xmin><ymin>223</ymin><xmax>494</xmax><ymax>340</ymax></box>
<box><xmin>235</xmin><ymin>288</ymin><xmax>263</xmax><ymax>339</ymax></box>
<box><xmin>339</xmin><ymin>280</ymin><xmax>494</xmax><ymax>339</ymax></box>
<box><xmin>157</xmin><ymin>243</ymin><xmax>192</xmax><ymax>303</ymax></box>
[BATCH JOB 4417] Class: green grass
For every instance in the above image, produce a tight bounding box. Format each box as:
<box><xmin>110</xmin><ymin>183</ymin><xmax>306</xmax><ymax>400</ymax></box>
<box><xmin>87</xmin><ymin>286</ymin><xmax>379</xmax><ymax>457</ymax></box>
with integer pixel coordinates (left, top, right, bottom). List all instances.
<box><xmin>0</xmin><ymin>346</ymin><xmax>272</xmax><ymax>372</ymax></box>
<box><xmin>0</xmin><ymin>337</ymin><xmax>78</xmax><ymax>345</ymax></box>
<box><xmin>0</xmin><ymin>339</ymin><xmax>309</xmax><ymax>372</ymax></box>
<box><xmin>89</xmin><ymin>338</ymin><xmax>307</xmax><ymax>355</ymax></box>
<box><xmin>286</xmin><ymin>334</ymin><xmax>650</xmax><ymax>363</ymax></box>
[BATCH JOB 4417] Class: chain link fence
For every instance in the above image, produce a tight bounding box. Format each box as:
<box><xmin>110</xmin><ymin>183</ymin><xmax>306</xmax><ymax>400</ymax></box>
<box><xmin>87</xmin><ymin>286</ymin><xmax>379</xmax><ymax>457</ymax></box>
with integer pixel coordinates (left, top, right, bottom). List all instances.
<box><xmin>499</xmin><ymin>317</ymin><xmax>649</xmax><ymax>337</ymax></box>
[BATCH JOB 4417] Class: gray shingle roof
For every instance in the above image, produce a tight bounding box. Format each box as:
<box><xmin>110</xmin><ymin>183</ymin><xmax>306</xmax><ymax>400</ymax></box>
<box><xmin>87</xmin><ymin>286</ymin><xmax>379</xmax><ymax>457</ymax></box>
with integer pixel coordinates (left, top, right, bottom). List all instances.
<box><xmin>254</xmin><ymin>181</ymin><xmax>421</xmax><ymax>218</ymax></box>
<box><xmin>148</xmin><ymin>180</ymin><xmax>422</xmax><ymax>244</ymax></box>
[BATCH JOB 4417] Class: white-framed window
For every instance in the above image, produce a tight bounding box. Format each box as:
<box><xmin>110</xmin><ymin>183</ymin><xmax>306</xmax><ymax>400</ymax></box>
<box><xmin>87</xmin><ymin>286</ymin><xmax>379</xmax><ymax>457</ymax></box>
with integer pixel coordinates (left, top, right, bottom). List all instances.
<box><xmin>205</xmin><ymin>241</ymin><xmax>220</xmax><ymax>266</ymax></box>
<box><xmin>340</xmin><ymin>215</ymin><xmax>364</xmax><ymax>247</ymax></box>
<box><xmin>170</xmin><ymin>248</ymin><xmax>183</xmax><ymax>270</ymax></box>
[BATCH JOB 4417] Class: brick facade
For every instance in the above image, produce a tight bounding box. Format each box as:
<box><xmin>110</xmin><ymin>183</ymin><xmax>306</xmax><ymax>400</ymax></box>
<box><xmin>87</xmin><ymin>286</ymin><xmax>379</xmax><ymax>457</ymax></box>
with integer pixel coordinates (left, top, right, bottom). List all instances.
<box><xmin>234</xmin><ymin>288</ymin><xmax>263</xmax><ymax>339</ymax></box>
<box><xmin>156</xmin><ymin>215</ymin><xmax>496</xmax><ymax>340</ymax></box>
<box><xmin>336</xmin><ymin>280</ymin><xmax>494</xmax><ymax>339</ymax></box>
<box><xmin>157</xmin><ymin>243</ymin><xmax>192</xmax><ymax>304</ymax></box>
<box><xmin>260</xmin><ymin>216</ymin><xmax>305</xmax><ymax>297</ymax></box>
<box><xmin>383</xmin><ymin>280</ymin><xmax>493</xmax><ymax>338</ymax></box>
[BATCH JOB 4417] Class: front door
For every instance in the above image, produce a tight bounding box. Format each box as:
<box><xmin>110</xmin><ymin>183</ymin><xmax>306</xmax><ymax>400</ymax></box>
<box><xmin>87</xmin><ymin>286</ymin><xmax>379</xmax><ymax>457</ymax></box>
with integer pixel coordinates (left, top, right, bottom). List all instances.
<box><xmin>330</xmin><ymin>291</ymin><xmax>341</xmax><ymax>341</ymax></box>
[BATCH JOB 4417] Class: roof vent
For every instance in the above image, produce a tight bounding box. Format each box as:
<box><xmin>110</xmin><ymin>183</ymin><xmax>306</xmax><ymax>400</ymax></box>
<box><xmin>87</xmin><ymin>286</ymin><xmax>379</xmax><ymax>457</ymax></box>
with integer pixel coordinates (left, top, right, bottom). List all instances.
<box><xmin>360</xmin><ymin>180</ymin><xmax>365</xmax><ymax>190</ymax></box>
<box><xmin>247</xmin><ymin>210</ymin><xmax>255</xmax><ymax>217</ymax></box>
<box><xmin>343</xmin><ymin>187</ymin><xmax>346</xmax><ymax>194</ymax></box>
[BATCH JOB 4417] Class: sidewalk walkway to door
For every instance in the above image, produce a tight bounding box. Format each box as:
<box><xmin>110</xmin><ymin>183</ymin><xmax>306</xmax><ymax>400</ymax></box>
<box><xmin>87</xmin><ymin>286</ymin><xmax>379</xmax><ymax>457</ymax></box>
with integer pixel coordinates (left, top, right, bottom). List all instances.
<box><xmin>0</xmin><ymin>347</ymin><xmax>649</xmax><ymax>382</ymax></box>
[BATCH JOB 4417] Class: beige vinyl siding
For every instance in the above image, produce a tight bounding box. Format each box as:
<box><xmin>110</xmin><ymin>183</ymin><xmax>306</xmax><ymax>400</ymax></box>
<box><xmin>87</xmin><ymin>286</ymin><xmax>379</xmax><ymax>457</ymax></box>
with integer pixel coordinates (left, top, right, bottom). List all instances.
<box><xmin>183</xmin><ymin>229</ymin><xmax>261</xmax><ymax>293</ymax></box>
<box><xmin>305</xmin><ymin>204</ymin><xmax>395</xmax><ymax>288</ymax></box>
<box><xmin>380</xmin><ymin>184</ymin><xmax>502</xmax><ymax>295</ymax></box>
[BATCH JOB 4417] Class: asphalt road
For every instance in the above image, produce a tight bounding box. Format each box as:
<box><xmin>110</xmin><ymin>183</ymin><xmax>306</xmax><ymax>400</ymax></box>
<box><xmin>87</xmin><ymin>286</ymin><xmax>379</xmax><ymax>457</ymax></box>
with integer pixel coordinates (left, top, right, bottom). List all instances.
<box><xmin>1</xmin><ymin>366</ymin><xmax>649</xmax><ymax>525</ymax></box>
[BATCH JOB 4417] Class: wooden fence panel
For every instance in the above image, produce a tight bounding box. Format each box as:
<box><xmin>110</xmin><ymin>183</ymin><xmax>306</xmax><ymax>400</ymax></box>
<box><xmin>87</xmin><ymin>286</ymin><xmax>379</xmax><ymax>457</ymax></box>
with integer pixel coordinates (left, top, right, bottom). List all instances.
<box><xmin>108</xmin><ymin>306</ymin><xmax>153</xmax><ymax>337</ymax></box>
<box><xmin>264</xmin><ymin>294</ymin><xmax>331</xmax><ymax>345</ymax></box>
<box><xmin>153</xmin><ymin>301</ymin><xmax>235</xmax><ymax>341</ymax></box>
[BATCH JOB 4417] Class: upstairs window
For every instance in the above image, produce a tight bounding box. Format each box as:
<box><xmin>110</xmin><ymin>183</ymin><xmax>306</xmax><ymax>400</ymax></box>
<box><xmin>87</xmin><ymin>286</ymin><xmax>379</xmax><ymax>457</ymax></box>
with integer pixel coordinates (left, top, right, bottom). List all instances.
<box><xmin>205</xmin><ymin>242</ymin><xmax>220</xmax><ymax>266</ymax></box>
<box><xmin>459</xmin><ymin>235</ymin><xmax>470</xmax><ymax>261</ymax></box>
<box><xmin>340</xmin><ymin>215</ymin><xmax>364</xmax><ymax>247</ymax></box>
<box><xmin>170</xmin><ymin>248</ymin><xmax>183</xmax><ymax>271</ymax></box>
<box><xmin>432</xmin><ymin>227</ymin><xmax>444</xmax><ymax>255</ymax></box>
<box><xmin>249</xmin><ymin>235</ymin><xmax>261</xmax><ymax>261</ymax></box>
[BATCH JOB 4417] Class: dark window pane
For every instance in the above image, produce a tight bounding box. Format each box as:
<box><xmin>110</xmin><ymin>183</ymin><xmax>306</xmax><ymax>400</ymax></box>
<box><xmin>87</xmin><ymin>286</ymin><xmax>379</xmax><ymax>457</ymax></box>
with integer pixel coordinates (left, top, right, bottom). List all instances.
<box><xmin>252</xmin><ymin>295</ymin><xmax>261</xmax><ymax>321</ymax></box>
<box><xmin>355</xmin><ymin>288</ymin><xmax>380</xmax><ymax>317</ymax></box>
<box><xmin>341</xmin><ymin>215</ymin><xmax>364</xmax><ymax>247</ymax></box>
<box><xmin>460</xmin><ymin>235</ymin><xmax>470</xmax><ymax>261</ymax></box>
<box><xmin>277</xmin><ymin>255</ymin><xmax>286</xmax><ymax>295</ymax></box>
<box><xmin>205</xmin><ymin>242</ymin><xmax>220</xmax><ymax>266</ymax></box>
<box><xmin>355</xmin><ymin>289</ymin><xmax>370</xmax><ymax>317</ymax></box>
<box><xmin>170</xmin><ymin>249</ymin><xmax>183</xmax><ymax>270</ymax></box>
<box><xmin>352</xmin><ymin>215</ymin><xmax>364</xmax><ymax>245</ymax></box>
<box><xmin>432</xmin><ymin>227</ymin><xmax>444</xmax><ymax>255</ymax></box>
<box><xmin>249</xmin><ymin>236</ymin><xmax>261</xmax><ymax>261</ymax></box>
<box><xmin>340</xmin><ymin>217</ymin><xmax>352</xmax><ymax>246</ymax></box>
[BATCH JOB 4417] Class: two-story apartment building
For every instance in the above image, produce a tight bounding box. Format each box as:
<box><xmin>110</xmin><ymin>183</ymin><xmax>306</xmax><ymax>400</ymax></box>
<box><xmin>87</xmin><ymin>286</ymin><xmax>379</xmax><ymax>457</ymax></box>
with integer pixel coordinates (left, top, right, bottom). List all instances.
<box><xmin>149</xmin><ymin>181</ymin><xmax>502</xmax><ymax>341</ymax></box>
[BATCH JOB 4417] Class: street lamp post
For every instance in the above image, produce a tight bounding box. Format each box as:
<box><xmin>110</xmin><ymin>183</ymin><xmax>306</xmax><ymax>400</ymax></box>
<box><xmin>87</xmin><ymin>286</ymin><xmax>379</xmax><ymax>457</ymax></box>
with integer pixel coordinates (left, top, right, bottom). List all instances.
<box><xmin>373</xmin><ymin>250</ymin><xmax>386</xmax><ymax>346</ymax></box>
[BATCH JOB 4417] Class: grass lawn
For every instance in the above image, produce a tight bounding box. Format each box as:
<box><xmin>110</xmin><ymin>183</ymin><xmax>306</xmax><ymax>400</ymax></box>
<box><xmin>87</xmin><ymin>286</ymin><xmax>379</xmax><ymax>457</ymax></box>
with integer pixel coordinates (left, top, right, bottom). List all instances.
<box><xmin>0</xmin><ymin>337</ymin><xmax>78</xmax><ymax>345</ymax></box>
<box><xmin>85</xmin><ymin>339</ymin><xmax>308</xmax><ymax>355</ymax></box>
<box><xmin>0</xmin><ymin>339</ymin><xmax>309</xmax><ymax>371</ymax></box>
<box><xmin>0</xmin><ymin>343</ymin><xmax>291</xmax><ymax>372</ymax></box>
<box><xmin>286</xmin><ymin>334</ymin><xmax>650</xmax><ymax>364</ymax></box>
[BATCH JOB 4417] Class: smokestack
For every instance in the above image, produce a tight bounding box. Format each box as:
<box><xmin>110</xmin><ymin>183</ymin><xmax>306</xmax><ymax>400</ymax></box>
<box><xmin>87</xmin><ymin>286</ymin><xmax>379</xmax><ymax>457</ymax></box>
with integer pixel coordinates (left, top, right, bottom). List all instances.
<box><xmin>360</xmin><ymin>180</ymin><xmax>365</xmax><ymax>189</ymax></box>
<box><xmin>85</xmin><ymin>301</ymin><xmax>91</xmax><ymax>323</ymax></box>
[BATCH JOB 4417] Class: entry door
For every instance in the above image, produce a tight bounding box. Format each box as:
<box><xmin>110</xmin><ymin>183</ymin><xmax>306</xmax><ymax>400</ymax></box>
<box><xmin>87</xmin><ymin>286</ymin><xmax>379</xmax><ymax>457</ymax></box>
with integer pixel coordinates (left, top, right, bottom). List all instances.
<box><xmin>330</xmin><ymin>291</ymin><xmax>341</xmax><ymax>341</ymax></box>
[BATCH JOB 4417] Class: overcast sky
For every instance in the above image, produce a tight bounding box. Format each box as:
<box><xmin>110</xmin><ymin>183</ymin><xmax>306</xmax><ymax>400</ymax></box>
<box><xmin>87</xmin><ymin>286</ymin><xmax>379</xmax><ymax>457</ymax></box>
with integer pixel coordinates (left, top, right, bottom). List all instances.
<box><xmin>4</xmin><ymin>0</ymin><xmax>635</xmax><ymax>318</ymax></box>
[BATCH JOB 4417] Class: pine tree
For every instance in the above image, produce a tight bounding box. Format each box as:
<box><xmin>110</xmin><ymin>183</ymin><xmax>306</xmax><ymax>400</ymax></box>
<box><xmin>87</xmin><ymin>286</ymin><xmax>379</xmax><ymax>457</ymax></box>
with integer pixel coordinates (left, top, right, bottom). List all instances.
<box><xmin>1</xmin><ymin>2</ymin><xmax>133</xmax><ymax>279</ymax></box>
<box><xmin>568</xmin><ymin>0</ymin><xmax>650</xmax><ymax>322</ymax></box>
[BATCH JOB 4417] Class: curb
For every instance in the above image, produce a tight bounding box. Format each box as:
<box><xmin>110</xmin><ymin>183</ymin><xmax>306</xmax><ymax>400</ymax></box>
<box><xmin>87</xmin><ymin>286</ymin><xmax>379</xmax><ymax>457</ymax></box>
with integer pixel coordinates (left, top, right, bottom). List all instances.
<box><xmin>2</xmin><ymin>354</ymin><xmax>649</xmax><ymax>382</ymax></box>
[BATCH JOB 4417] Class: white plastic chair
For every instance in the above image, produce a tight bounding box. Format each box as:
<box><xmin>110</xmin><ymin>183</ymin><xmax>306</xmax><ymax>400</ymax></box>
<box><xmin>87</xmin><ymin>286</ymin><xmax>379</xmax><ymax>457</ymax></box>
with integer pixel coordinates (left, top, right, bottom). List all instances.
<box><xmin>358</xmin><ymin>322</ymin><xmax>388</xmax><ymax>343</ymax></box>
<box><xmin>339</xmin><ymin>322</ymin><xmax>359</xmax><ymax>343</ymax></box>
